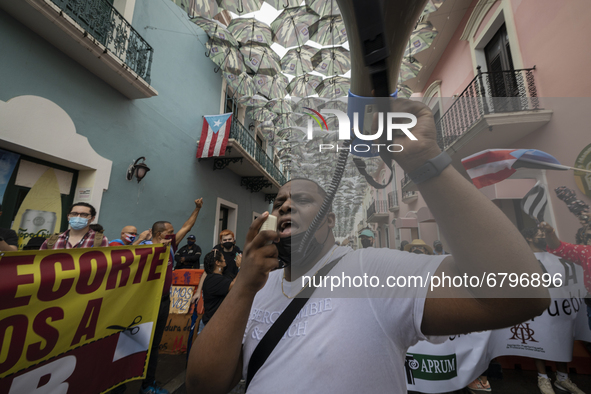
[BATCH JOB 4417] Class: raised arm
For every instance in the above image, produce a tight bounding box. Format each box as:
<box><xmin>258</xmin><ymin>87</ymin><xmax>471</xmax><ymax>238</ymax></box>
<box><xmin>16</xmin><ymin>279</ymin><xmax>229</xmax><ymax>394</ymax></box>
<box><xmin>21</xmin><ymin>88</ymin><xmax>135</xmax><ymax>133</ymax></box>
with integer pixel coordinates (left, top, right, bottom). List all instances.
<box><xmin>176</xmin><ymin>198</ymin><xmax>203</xmax><ymax>243</ymax></box>
<box><xmin>186</xmin><ymin>213</ymin><xmax>279</xmax><ymax>393</ymax></box>
<box><xmin>380</xmin><ymin>99</ymin><xmax>549</xmax><ymax>335</ymax></box>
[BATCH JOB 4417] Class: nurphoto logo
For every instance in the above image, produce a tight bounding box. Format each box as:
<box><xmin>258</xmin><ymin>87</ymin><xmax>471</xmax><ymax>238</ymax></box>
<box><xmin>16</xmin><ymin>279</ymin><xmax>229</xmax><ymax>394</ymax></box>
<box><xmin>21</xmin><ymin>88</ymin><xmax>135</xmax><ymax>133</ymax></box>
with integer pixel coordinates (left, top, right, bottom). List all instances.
<box><xmin>303</xmin><ymin>108</ymin><xmax>418</xmax><ymax>153</ymax></box>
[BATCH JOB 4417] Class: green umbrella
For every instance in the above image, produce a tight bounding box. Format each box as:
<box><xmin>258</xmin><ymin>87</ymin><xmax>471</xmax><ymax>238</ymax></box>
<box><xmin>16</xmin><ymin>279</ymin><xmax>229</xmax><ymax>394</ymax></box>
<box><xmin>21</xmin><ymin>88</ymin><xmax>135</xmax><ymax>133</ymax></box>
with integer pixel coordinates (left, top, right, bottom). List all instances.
<box><xmin>421</xmin><ymin>0</ymin><xmax>445</xmax><ymax>17</ymax></box>
<box><xmin>227</xmin><ymin>17</ymin><xmax>273</xmax><ymax>46</ymax></box>
<box><xmin>287</xmin><ymin>73</ymin><xmax>323</xmax><ymax>97</ymax></box>
<box><xmin>281</xmin><ymin>45</ymin><xmax>319</xmax><ymax>75</ymax></box>
<box><xmin>274</xmin><ymin>113</ymin><xmax>302</xmax><ymax>128</ymax></box>
<box><xmin>397</xmin><ymin>84</ymin><xmax>413</xmax><ymax>98</ymax></box>
<box><xmin>305</xmin><ymin>0</ymin><xmax>340</xmax><ymax>17</ymax></box>
<box><xmin>399</xmin><ymin>58</ymin><xmax>422</xmax><ymax>82</ymax></box>
<box><xmin>174</xmin><ymin>0</ymin><xmax>219</xmax><ymax>18</ymax></box>
<box><xmin>239</xmin><ymin>95</ymin><xmax>269</xmax><ymax>107</ymax></box>
<box><xmin>404</xmin><ymin>22</ymin><xmax>438</xmax><ymax>58</ymax></box>
<box><xmin>294</xmin><ymin>97</ymin><xmax>324</xmax><ymax>112</ymax></box>
<box><xmin>249</xmin><ymin>107</ymin><xmax>277</xmax><ymax>122</ymax></box>
<box><xmin>265</xmin><ymin>0</ymin><xmax>301</xmax><ymax>10</ymax></box>
<box><xmin>253</xmin><ymin>74</ymin><xmax>289</xmax><ymax>99</ymax></box>
<box><xmin>309</xmin><ymin>15</ymin><xmax>347</xmax><ymax>46</ymax></box>
<box><xmin>216</xmin><ymin>0</ymin><xmax>263</xmax><ymax>15</ymax></box>
<box><xmin>224</xmin><ymin>71</ymin><xmax>257</xmax><ymax>97</ymax></box>
<box><xmin>271</xmin><ymin>6</ymin><xmax>319</xmax><ymax>48</ymax></box>
<box><xmin>205</xmin><ymin>37</ymin><xmax>247</xmax><ymax>73</ymax></box>
<box><xmin>319</xmin><ymin>99</ymin><xmax>347</xmax><ymax>112</ymax></box>
<box><xmin>191</xmin><ymin>16</ymin><xmax>239</xmax><ymax>46</ymax></box>
<box><xmin>312</xmin><ymin>47</ymin><xmax>350</xmax><ymax>76</ymax></box>
<box><xmin>315</xmin><ymin>76</ymin><xmax>349</xmax><ymax>98</ymax></box>
<box><xmin>267</xmin><ymin>98</ymin><xmax>293</xmax><ymax>114</ymax></box>
<box><xmin>240</xmin><ymin>42</ymin><xmax>282</xmax><ymax>75</ymax></box>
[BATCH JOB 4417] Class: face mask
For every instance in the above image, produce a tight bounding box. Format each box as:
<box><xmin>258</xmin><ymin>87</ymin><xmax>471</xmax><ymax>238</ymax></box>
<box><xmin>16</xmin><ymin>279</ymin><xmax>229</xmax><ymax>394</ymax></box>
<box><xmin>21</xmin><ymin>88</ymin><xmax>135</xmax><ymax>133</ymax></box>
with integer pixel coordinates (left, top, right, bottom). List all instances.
<box><xmin>412</xmin><ymin>249</ymin><xmax>425</xmax><ymax>254</ymax></box>
<box><xmin>276</xmin><ymin>229</ymin><xmax>328</xmax><ymax>267</ymax></box>
<box><xmin>69</xmin><ymin>217</ymin><xmax>89</xmax><ymax>230</ymax></box>
<box><xmin>222</xmin><ymin>241</ymin><xmax>234</xmax><ymax>250</ymax></box>
<box><xmin>435</xmin><ymin>245</ymin><xmax>442</xmax><ymax>252</ymax></box>
<box><xmin>534</xmin><ymin>238</ymin><xmax>547</xmax><ymax>249</ymax></box>
<box><xmin>361</xmin><ymin>239</ymin><xmax>373</xmax><ymax>248</ymax></box>
<box><xmin>187</xmin><ymin>240</ymin><xmax>195</xmax><ymax>245</ymax></box>
<box><xmin>123</xmin><ymin>234</ymin><xmax>136</xmax><ymax>243</ymax></box>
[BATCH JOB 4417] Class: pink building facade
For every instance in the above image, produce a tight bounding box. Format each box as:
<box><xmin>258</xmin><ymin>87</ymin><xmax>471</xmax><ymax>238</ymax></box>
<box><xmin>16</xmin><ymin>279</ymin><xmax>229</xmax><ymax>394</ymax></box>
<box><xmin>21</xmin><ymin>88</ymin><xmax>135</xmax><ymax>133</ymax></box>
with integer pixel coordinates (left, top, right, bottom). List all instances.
<box><xmin>358</xmin><ymin>0</ymin><xmax>591</xmax><ymax>251</ymax></box>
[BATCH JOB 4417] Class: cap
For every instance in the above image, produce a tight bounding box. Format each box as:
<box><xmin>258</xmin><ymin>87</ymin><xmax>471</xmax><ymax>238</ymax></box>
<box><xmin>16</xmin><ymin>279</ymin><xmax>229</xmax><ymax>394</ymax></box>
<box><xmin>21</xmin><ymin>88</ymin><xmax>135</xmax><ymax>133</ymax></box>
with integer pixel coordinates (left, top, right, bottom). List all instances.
<box><xmin>359</xmin><ymin>229</ymin><xmax>374</xmax><ymax>238</ymax></box>
<box><xmin>187</xmin><ymin>235</ymin><xmax>196</xmax><ymax>240</ymax></box>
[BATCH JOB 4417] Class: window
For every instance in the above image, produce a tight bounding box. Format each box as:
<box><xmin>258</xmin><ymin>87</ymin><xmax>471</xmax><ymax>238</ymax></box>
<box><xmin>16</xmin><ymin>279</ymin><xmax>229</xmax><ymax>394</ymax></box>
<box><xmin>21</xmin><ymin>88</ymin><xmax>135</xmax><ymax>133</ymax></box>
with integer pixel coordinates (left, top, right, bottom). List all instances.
<box><xmin>485</xmin><ymin>24</ymin><xmax>518</xmax><ymax>100</ymax></box>
<box><xmin>213</xmin><ymin>198</ymin><xmax>238</xmax><ymax>246</ymax></box>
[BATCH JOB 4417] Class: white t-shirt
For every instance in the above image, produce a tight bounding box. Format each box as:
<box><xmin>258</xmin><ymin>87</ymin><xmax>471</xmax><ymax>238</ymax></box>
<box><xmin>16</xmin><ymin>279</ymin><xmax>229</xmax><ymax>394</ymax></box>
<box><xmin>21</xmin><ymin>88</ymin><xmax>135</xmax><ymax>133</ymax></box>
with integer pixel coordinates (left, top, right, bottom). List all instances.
<box><xmin>242</xmin><ymin>246</ymin><xmax>447</xmax><ymax>393</ymax></box>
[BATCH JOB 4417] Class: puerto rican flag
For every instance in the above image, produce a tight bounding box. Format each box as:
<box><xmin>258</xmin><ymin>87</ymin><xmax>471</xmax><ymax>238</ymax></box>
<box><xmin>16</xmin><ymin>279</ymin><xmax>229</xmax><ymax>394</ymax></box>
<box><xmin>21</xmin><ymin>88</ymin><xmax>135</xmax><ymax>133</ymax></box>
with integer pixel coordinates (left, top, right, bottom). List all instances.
<box><xmin>196</xmin><ymin>113</ymin><xmax>232</xmax><ymax>158</ymax></box>
<box><xmin>462</xmin><ymin>149</ymin><xmax>566</xmax><ymax>189</ymax></box>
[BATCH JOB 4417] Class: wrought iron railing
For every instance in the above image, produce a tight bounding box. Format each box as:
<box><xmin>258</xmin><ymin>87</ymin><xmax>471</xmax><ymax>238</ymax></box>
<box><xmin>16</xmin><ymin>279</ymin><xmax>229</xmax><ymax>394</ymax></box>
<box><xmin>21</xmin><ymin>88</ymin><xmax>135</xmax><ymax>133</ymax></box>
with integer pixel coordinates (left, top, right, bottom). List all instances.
<box><xmin>229</xmin><ymin>118</ymin><xmax>287</xmax><ymax>186</ymax></box>
<box><xmin>50</xmin><ymin>0</ymin><xmax>153</xmax><ymax>84</ymax></box>
<box><xmin>366</xmin><ymin>199</ymin><xmax>387</xmax><ymax>219</ymax></box>
<box><xmin>388</xmin><ymin>191</ymin><xmax>398</xmax><ymax>209</ymax></box>
<box><xmin>401</xmin><ymin>173</ymin><xmax>411</xmax><ymax>191</ymax></box>
<box><xmin>436</xmin><ymin>66</ymin><xmax>539</xmax><ymax>150</ymax></box>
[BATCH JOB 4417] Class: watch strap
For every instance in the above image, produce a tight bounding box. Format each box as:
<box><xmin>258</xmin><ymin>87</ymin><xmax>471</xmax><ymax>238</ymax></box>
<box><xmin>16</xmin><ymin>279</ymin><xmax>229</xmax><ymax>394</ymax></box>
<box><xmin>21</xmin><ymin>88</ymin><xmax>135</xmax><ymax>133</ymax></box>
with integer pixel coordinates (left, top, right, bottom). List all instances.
<box><xmin>408</xmin><ymin>151</ymin><xmax>452</xmax><ymax>184</ymax></box>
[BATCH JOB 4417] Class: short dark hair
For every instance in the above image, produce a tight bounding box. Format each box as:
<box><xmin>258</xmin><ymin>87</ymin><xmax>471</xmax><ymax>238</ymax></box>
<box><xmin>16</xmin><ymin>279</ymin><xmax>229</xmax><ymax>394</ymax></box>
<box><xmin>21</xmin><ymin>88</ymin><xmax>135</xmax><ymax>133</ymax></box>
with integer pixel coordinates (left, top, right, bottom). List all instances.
<box><xmin>203</xmin><ymin>250</ymin><xmax>223</xmax><ymax>274</ymax></box>
<box><xmin>69</xmin><ymin>202</ymin><xmax>96</xmax><ymax>217</ymax></box>
<box><xmin>89</xmin><ymin>224</ymin><xmax>104</xmax><ymax>232</ymax></box>
<box><xmin>520</xmin><ymin>227</ymin><xmax>538</xmax><ymax>242</ymax></box>
<box><xmin>152</xmin><ymin>221</ymin><xmax>171</xmax><ymax>235</ymax></box>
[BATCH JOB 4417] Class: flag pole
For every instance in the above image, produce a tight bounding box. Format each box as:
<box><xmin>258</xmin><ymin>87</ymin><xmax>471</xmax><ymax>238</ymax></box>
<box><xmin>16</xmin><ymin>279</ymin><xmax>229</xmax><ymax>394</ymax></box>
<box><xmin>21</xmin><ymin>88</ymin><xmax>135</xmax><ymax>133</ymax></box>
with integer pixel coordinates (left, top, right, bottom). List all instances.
<box><xmin>517</xmin><ymin>158</ymin><xmax>591</xmax><ymax>173</ymax></box>
<box><xmin>571</xmin><ymin>167</ymin><xmax>591</xmax><ymax>174</ymax></box>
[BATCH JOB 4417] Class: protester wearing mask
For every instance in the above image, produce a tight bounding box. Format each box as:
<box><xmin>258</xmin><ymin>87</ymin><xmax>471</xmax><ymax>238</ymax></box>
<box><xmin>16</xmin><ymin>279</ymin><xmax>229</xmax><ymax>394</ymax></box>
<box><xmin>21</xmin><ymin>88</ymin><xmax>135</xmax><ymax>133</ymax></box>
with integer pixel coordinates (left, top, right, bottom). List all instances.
<box><xmin>175</xmin><ymin>234</ymin><xmax>202</xmax><ymax>269</ymax></box>
<box><xmin>213</xmin><ymin>230</ymin><xmax>242</xmax><ymax>279</ymax></box>
<box><xmin>40</xmin><ymin>202</ymin><xmax>109</xmax><ymax>249</ymax></box>
<box><xmin>358</xmin><ymin>229</ymin><xmax>375</xmax><ymax>249</ymax></box>
<box><xmin>404</xmin><ymin>239</ymin><xmax>433</xmax><ymax>255</ymax></box>
<box><xmin>433</xmin><ymin>240</ymin><xmax>447</xmax><ymax>255</ymax></box>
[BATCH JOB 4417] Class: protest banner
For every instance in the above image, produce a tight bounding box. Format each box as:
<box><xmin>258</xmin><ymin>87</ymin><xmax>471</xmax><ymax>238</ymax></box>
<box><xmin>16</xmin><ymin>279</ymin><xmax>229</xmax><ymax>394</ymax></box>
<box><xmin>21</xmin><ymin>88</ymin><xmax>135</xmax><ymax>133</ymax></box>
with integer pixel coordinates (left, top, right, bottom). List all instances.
<box><xmin>406</xmin><ymin>252</ymin><xmax>591</xmax><ymax>393</ymax></box>
<box><xmin>0</xmin><ymin>245</ymin><xmax>169</xmax><ymax>394</ymax></box>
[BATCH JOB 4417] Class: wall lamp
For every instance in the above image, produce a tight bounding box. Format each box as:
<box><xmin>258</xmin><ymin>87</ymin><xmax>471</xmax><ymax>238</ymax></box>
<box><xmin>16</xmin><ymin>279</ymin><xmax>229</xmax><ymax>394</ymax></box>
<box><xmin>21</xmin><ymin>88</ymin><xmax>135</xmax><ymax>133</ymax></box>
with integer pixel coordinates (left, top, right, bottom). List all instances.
<box><xmin>126</xmin><ymin>157</ymin><xmax>150</xmax><ymax>183</ymax></box>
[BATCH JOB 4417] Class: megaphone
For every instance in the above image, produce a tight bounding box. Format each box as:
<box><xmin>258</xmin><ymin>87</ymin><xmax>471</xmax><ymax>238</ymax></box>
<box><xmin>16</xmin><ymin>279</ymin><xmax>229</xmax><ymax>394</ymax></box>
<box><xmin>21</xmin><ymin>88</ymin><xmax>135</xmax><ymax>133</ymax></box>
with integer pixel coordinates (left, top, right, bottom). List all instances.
<box><xmin>295</xmin><ymin>0</ymin><xmax>429</xmax><ymax>260</ymax></box>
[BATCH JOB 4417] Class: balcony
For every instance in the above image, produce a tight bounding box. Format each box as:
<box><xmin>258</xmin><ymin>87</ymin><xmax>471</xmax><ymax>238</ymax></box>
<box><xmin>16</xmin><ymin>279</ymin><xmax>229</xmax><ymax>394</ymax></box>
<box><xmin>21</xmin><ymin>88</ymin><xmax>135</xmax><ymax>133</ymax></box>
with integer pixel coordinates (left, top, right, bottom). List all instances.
<box><xmin>402</xmin><ymin>66</ymin><xmax>552</xmax><ymax>191</ymax></box>
<box><xmin>366</xmin><ymin>199</ymin><xmax>389</xmax><ymax>223</ymax></box>
<box><xmin>1</xmin><ymin>0</ymin><xmax>157</xmax><ymax>99</ymax></box>
<box><xmin>388</xmin><ymin>191</ymin><xmax>399</xmax><ymax>212</ymax></box>
<box><xmin>205</xmin><ymin>118</ymin><xmax>286</xmax><ymax>197</ymax></box>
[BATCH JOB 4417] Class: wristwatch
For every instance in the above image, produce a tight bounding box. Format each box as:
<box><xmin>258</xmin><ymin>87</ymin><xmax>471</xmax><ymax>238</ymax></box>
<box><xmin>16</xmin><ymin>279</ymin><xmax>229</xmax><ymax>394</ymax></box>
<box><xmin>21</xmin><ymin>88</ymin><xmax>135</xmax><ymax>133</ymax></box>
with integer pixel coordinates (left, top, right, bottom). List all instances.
<box><xmin>408</xmin><ymin>151</ymin><xmax>452</xmax><ymax>184</ymax></box>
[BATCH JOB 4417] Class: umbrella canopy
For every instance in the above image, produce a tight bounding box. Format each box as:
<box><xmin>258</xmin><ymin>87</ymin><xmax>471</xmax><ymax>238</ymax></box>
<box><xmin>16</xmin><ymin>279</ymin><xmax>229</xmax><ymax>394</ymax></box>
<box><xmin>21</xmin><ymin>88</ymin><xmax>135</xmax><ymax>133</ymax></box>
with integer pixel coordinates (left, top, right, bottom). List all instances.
<box><xmin>253</xmin><ymin>74</ymin><xmax>289</xmax><ymax>99</ymax></box>
<box><xmin>265</xmin><ymin>0</ymin><xmax>301</xmax><ymax>10</ymax></box>
<box><xmin>397</xmin><ymin>84</ymin><xmax>413</xmax><ymax>98</ymax></box>
<box><xmin>227</xmin><ymin>17</ymin><xmax>273</xmax><ymax>46</ymax></box>
<box><xmin>271</xmin><ymin>6</ymin><xmax>319</xmax><ymax>48</ymax></box>
<box><xmin>305</xmin><ymin>0</ymin><xmax>340</xmax><ymax>16</ymax></box>
<box><xmin>294</xmin><ymin>97</ymin><xmax>324</xmax><ymax>112</ymax></box>
<box><xmin>404</xmin><ymin>22</ymin><xmax>438</xmax><ymax>58</ymax></box>
<box><xmin>216</xmin><ymin>0</ymin><xmax>263</xmax><ymax>15</ymax></box>
<box><xmin>174</xmin><ymin>0</ymin><xmax>219</xmax><ymax>18</ymax></box>
<box><xmin>191</xmin><ymin>16</ymin><xmax>239</xmax><ymax>46</ymax></box>
<box><xmin>240</xmin><ymin>42</ymin><xmax>282</xmax><ymax>75</ymax></box>
<box><xmin>319</xmin><ymin>99</ymin><xmax>347</xmax><ymax>112</ymax></box>
<box><xmin>276</xmin><ymin>127</ymin><xmax>307</xmax><ymax>140</ymax></box>
<box><xmin>205</xmin><ymin>37</ymin><xmax>247</xmax><ymax>73</ymax></box>
<box><xmin>399</xmin><ymin>58</ymin><xmax>422</xmax><ymax>81</ymax></box>
<box><xmin>248</xmin><ymin>107</ymin><xmax>277</xmax><ymax>122</ymax></box>
<box><xmin>421</xmin><ymin>0</ymin><xmax>445</xmax><ymax>17</ymax></box>
<box><xmin>239</xmin><ymin>95</ymin><xmax>269</xmax><ymax>107</ymax></box>
<box><xmin>287</xmin><ymin>73</ymin><xmax>323</xmax><ymax>97</ymax></box>
<box><xmin>312</xmin><ymin>47</ymin><xmax>351</xmax><ymax>76</ymax></box>
<box><xmin>315</xmin><ymin>76</ymin><xmax>350</xmax><ymax>98</ymax></box>
<box><xmin>266</xmin><ymin>98</ymin><xmax>293</xmax><ymax>114</ymax></box>
<box><xmin>274</xmin><ymin>113</ymin><xmax>303</xmax><ymax>128</ymax></box>
<box><xmin>309</xmin><ymin>15</ymin><xmax>347</xmax><ymax>46</ymax></box>
<box><xmin>224</xmin><ymin>71</ymin><xmax>257</xmax><ymax>97</ymax></box>
<box><xmin>281</xmin><ymin>45</ymin><xmax>319</xmax><ymax>75</ymax></box>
